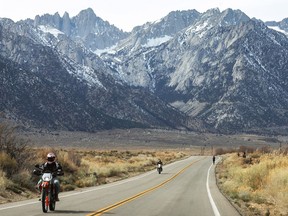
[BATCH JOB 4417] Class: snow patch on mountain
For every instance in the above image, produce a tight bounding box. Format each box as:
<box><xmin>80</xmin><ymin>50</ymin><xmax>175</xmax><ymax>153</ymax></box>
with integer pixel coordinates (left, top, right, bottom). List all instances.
<box><xmin>186</xmin><ymin>21</ymin><xmax>211</xmax><ymax>38</ymax></box>
<box><xmin>142</xmin><ymin>35</ymin><xmax>172</xmax><ymax>47</ymax></box>
<box><xmin>267</xmin><ymin>25</ymin><xmax>288</xmax><ymax>36</ymax></box>
<box><xmin>38</xmin><ymin>25</ymin><xmax>64</xmax><ymax>37</ymax></box>
<box><xmin>94</xmin><ymin>44</ymin><xmax>117</xmax><ymax>55</ymax></box>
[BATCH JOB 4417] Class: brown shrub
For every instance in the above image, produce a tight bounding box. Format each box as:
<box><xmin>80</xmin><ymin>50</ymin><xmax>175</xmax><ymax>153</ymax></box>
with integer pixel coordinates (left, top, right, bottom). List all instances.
<box><xmin>0</xmin><ymin>123</ymin><xmax>32</xmax><ymax>169</ymax></box>
<box><xmin>0</xmin><ymin>151</ymin><xmax>17</xmax><ymax>177</ymax></box>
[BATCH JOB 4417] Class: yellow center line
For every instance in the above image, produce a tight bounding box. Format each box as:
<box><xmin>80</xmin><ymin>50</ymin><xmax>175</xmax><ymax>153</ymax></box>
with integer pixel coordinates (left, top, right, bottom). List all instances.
<box><xmin>86</xmin><ymin>157</ymin><xmax>205</xmax><ymax>216</ymax></box>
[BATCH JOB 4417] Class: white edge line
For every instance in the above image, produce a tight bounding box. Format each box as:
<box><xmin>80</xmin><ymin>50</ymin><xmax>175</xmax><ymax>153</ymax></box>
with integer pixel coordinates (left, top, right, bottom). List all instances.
<box><xmin>206</xmin><ymin>161</ymin><xmax>221</xmax><ymax>216</ymax></box>
<box><xmin>0</xmin><ymin>201</ymin><xmax>38</xmax><ymax>211</ymax></box>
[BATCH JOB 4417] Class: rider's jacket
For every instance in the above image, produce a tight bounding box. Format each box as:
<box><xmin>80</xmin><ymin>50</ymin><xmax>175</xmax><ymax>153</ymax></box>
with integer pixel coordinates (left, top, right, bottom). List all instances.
<box><xmin>40</xmin><ymin>162</ymin><xmax>64</xmax><ymax>176</ymax></box>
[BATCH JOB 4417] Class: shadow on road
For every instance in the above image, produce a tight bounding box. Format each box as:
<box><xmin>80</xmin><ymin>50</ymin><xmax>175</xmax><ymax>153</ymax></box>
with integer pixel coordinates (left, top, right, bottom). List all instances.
<box><xmin>54</xmin><ymin>210</ymin><xmax>92</xmax><ymax>214</ymax></box>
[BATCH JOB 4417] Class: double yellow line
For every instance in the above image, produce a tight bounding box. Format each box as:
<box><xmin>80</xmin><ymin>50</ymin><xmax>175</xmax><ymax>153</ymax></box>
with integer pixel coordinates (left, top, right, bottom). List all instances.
<box><xmin>87</xmin><ymin>157</ymin><xmax>204</xmax><ymax>216</ymax></box>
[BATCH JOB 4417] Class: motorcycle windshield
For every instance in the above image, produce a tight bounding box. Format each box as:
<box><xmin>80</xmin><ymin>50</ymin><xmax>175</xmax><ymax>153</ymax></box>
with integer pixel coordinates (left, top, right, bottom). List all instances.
<box><xmin>42</xmin><ymin>173</ymin><xmax>53</xmax><ymax>181</ymax></box>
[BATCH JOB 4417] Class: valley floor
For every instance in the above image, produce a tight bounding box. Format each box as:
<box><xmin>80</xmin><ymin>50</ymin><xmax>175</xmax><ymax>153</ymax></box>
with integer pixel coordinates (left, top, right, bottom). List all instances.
<box><xmin>18</xmin><ymin>128</ymin><xmax>281</xmax><ymax>150</ymax></box>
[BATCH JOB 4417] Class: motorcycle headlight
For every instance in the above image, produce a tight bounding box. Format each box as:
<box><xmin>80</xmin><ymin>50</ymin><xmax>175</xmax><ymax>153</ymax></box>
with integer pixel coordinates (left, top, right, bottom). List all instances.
<box><xmin>43</xmin><ymin>177</ymin><xmax>49</xmax><ymax>181</ymax></box>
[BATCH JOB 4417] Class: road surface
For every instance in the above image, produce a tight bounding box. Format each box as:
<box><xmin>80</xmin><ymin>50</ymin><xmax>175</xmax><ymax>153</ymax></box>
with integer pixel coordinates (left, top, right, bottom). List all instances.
<box><xmin>0</xmin><ymin>156</ymin><xmax>240</xmax><ymax>216</ymax></box>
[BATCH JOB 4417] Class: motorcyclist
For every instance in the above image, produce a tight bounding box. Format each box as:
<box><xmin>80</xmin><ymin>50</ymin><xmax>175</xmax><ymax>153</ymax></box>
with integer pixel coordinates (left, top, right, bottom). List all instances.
<box><xmin>34</xmin><ymin>152</ymin><xmax>64</xmax><ymax>201</ymax></box>
<box><xmin>157</xmin><ymin>159</ymin><xmax>163</xmax><ymax>168</ymax></box>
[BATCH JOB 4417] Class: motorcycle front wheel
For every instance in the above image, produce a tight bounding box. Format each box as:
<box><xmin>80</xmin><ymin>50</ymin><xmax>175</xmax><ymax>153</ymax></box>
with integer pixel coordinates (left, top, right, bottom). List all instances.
<box><xmin>49</xmin><ymin>192</ymin><xmax>56</xmax><ymax>211</ymax></box>
<box><xmin>41</xmin><ymin>190</ymin><xmax>49</xmax><ymax>213</ymax></box>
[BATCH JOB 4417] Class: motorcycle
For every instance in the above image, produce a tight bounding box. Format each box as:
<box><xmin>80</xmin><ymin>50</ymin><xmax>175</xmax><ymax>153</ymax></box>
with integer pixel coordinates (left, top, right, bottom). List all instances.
<box><xmin>33</xmin><ymin>165</ymin><xmax>58</xmax><ymax>213</ymax></box>
<box><xmin>157</xmin><ymin>163</ymin><xmax>163</xmax><ymax>174</ymax></box>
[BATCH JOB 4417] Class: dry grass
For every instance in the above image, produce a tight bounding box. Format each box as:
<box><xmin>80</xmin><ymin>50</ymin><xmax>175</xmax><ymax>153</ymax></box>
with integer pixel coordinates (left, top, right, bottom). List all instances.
<box><xmin>0</xmin><ymin>171</ymin><xmax>8</xmax><ymax>191</ymax></box>
<box><xmin>216</xmin><ymin>152</ymin><xmax>288</xmax><ymax>215</ymax></box>
<box><xmin>0</xmin><ymin>147</ymin><xmax>191</xmax><ymax>204</ymax></box>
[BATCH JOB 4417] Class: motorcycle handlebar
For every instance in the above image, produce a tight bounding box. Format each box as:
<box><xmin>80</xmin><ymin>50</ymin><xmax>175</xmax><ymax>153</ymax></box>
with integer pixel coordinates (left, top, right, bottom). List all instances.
<box><xmin>33</xmin><ymin>166</ymin><xmax>64</xmax><ymax>176</ymax></box>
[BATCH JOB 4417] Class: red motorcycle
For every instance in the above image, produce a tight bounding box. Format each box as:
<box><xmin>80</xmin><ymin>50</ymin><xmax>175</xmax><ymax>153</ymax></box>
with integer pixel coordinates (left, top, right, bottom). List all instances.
<box><xmin>33</xmin><ymin>165</ymin><xmax>58</xmax><ymax>213</ymax></box>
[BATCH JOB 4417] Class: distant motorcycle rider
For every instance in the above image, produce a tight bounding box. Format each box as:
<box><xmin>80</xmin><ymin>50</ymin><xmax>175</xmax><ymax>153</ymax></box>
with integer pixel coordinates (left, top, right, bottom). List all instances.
<box><xmin>34</xmin><ymin>152</ymin><xmax>64</xmax><ymax>201</ymax></box>
<box><xmin>157</xmin><ymin>159</ymin><xmax>163</xmax><ymax>166</ymax></box>
<box><xmin>157</xmin><ymin>159</ymin><xmax>163</xmax><ymax>174</ymax></box>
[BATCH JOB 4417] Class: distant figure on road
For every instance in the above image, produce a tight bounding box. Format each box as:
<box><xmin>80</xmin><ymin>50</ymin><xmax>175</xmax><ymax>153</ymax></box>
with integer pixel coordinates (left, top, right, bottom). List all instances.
<box><xmin>212</xmin><ymin>155</ymin><xmax>216</xmax><ymax>164</ymax></box>
<box><xmin>157</xmin><ymin>159</ymin><xmax>163</xmax><ymax>174</ymax></box>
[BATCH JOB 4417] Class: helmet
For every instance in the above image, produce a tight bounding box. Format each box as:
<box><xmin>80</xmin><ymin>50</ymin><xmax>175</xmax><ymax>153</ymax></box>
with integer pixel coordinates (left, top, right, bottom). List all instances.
<box><xmin>47</xmin><ymin>152</ymin><xmax>56</xmax><ymax>163</ymax></box>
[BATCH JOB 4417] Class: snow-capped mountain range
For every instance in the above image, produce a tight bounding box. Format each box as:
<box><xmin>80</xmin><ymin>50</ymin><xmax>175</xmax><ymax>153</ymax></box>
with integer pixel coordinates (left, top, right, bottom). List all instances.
<box><xmin>1</xmin><ymin>7</ymin><xmax>288</xmax><ymax>134</ymax></box>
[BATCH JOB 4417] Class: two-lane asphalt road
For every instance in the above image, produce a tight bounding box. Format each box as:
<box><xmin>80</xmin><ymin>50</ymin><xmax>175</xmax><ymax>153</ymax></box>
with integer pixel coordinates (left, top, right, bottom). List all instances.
<box><xmin>0</xmin><ymin>156</ymin><xmax>240</xmax><ymax>216</ymax></box>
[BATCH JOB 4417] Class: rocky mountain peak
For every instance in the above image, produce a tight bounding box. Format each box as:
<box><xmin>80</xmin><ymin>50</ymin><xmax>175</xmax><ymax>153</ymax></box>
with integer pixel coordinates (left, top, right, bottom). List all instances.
<box><xmin>101</xmin><ymin>9</ymin><xmax>201</xmax><ymax>62</ymax></box>
<box><xmin>1</xmin><ymin>8</ymin><xmax>288</xmax><ymax>134</ymax></box>
<box><xmin>280</xmin><ymin>18</ymin><xmax>288</xmax><ymax>30</ymax></box>
<box><xmin>219</xmin><ymin>8</ymin><xmax>250</xmax><ymax>26</ymax></box>
<box><xmin>73</xmin><ymin>8</ymin><xmax>99</xmax><ymax>36</ymax></box>
<box><xmin>34</xmin><ymin>12</ymin><xmax>62</xmax><ymax>29</ymax></box>
<box><xmin>31</xmin><ymin>8</ymin><xmax>128</xmax><ymax>51</ymax></box>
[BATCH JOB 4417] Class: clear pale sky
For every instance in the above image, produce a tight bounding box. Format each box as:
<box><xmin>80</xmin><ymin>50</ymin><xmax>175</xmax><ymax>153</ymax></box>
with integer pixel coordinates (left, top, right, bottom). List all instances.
<box><xmin>0</xmin><ymin>0</ymin><xmax>287</xmax><ymax>31</ymax></box>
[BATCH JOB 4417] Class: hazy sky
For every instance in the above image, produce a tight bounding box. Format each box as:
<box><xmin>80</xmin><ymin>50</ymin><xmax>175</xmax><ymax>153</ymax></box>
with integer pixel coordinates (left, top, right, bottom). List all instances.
<box><xmin>0</xmin><ymin>0</ymin><xmax>287</xmax><ymax>31</ymax></box>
